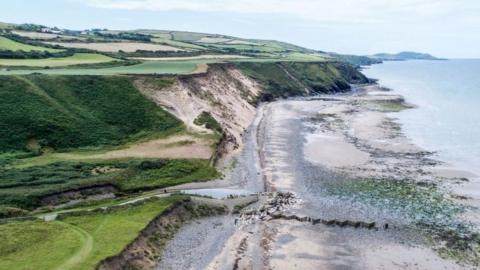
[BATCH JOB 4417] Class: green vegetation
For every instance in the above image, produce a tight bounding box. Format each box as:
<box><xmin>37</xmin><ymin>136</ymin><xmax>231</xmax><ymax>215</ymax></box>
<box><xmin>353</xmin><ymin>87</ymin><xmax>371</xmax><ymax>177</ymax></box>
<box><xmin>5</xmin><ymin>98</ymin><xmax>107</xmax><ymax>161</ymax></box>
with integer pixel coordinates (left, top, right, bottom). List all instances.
<box><xmin>152</xmin><ymin>36</ymin><xmax>205</xmax><ymax>50</ymax></box>
<box><xmin>0</xmin><ymin>53</ymin><xmax>116</xmax><ymax>67</ymax></box>
<box><xmin>0</xmin><ymin>36</ymin><xmax>62</xmax><ymax>52</ymax></box>
<box><xmin>171</xmin><ymin>31</ymin><xmax>212</xmax><ymax>42</ymax></box>
<box><xmin>326</xmin><ymin>179</ymin><xmax>463</xmax><ymax>224</ymax></box>
<box><xmin>0</xmin><ymin>159</ymin><xmax>218</xmax><ymax>209</ymax></box>
<box><xmin>58</xmin><ymin>197</ymin><xmax>178</xmax><ymax>270</ymax></box>
<box><xmin>0</xmin><ymin>220</ymin><xmax>83</xmax><ymax>270</ymax></box>
<box><xmin>194</xmin><ymin>111</ymin><xmax>223</xmax><ymax>133</ymax></box>
<box><xmin>237</xmin><ymin>61</ymin><xmax>368</xmax><ymax>101</ymax></box>
<box><xmin>93</xmin><ymin>31</ymin><xmax>151</xmax><ymax>42</ymax></box>
<box><xmin>329</xmin><ymin>53</ymin><xmax>382</xmax><ymax>66</ymax></box>
<box><xmin>0</xmin><ymin>196</ymin><xmax>181</xmax><ymax>270</ymax></box>
<box><xmin>358</xmin><ymin>100</ymin><xmax>412</xmax><ymax>112</ymax></box>
<box><xmin>143</xmin><ymin>76</ymin><xmax>176</xmax><ymax>88</ymax></box>
<box><xmin>0</xmin><ymin>22</ymin><xmax>15</xmax><ymax>30</ymax></box>
<box><xmin>0</xmin><ymin>75</ymin><xmax>182</xmax><ymax>152</ymax></box>
<box><xmin>0</xmin><ymin>206</ymin><xmax>29</xmax><ymax>219</ymax></box>
<box><xmin>0</xmin><ymin>59</ymin><xmax>204</xmax><ymax>75</ymax></box>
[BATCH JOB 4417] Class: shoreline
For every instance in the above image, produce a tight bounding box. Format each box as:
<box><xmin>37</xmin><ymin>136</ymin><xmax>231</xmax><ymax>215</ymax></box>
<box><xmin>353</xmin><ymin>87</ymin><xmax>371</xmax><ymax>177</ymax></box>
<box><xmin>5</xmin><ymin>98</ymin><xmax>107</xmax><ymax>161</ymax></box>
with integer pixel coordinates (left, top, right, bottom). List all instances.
<box><xmin>156</xmin><ymin>82</ymin><xmax>480</xmax><ymax>269</ymax></box>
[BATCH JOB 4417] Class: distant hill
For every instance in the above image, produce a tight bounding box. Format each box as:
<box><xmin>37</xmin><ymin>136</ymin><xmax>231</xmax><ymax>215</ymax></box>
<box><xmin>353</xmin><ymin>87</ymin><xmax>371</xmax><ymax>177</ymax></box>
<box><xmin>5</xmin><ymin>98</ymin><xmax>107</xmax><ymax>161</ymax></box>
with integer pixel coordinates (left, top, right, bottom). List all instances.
<box><xmin>372</xmin><ymin>51</ymin><xmax>442</xmax><ymax>61</ymax></box>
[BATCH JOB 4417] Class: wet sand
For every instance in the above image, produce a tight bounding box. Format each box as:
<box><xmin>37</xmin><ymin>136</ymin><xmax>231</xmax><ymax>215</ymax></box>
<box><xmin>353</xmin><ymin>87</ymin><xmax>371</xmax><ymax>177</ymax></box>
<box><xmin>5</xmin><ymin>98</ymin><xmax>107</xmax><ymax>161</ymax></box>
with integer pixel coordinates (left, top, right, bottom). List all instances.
<box><xmin>157</xmin><ymin>85</ymin><xmax>479</xmax><ymax>269</ymax></box>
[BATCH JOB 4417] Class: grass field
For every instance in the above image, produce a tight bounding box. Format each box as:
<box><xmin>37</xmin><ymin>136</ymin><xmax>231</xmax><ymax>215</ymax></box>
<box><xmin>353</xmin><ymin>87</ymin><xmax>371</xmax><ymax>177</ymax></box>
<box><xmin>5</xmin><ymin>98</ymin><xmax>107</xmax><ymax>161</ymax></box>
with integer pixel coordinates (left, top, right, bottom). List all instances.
<box><xmin>0</xmin><ymin>196</ymin><xmax>180</xmax><ymax>270</ymax></box>
<box><xmin>0</xmin><ymin>53</ymin><xmax>116</xmax><ymax>67</ymax></box>
<box><xmin>130</xmin><ymin>54</ymin><xmax>249</xmax><ymax>61</ymax></box>
<box><xmin>171</xmin><ymin>31</ymin><xmax>211</xmax><ymax>42</ymax></box>
<box><xmin>0</xmin><ymin>59</ymin><xmax>207</xmax><ymax>75</ymax></box>
<box><xmin>0</xmin><ymin>36</ymin><xmax>62</xmax><ymax>52</ymax></box>
<box><xmin>205</xmin><ymin>43</ymin><xmax>284</xmax><ymax>53</ymax></box>
<box><xmin>152</xmin><ymin>36</ymin><xmax>205</xmax><ymax>50</ymax></box>
<box><xmin>12</xmin><ymin>30</ymin><xmax>83</xmax><ymax>41</ymax></box>
<box><xmin>0</xmin><ymin>220</ymin><xmax>83</xmax><ymax>270</ymax></box>
<box><xmin>0</xmin><ymin>51</ymin><xmax>329</xmax><ymax>75</ymax></box>
<box><xmin>45</xmin><ymin>41</ymin><xmax>182</xmax><ymax>52</ymax></box>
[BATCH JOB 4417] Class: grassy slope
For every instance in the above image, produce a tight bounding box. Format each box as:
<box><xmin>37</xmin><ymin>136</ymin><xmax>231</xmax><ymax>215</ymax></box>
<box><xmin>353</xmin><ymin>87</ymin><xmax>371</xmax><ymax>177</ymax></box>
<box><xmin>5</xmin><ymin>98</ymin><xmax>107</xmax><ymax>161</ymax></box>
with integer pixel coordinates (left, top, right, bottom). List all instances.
<box><xmin>0</xmin><ymin>75</ymin><xmax>182</xmax><ymax>152</ymax></box>
<box><xmin>0</xmin><ymin>75</ymin><xmax>222</xmax><ymax>210</ymax></box>
<box><xmin>0</xmin><ymin>36</ymin><xmax>62</xmax><ymax>52</ymax></box>
<box><xmin>0</xmin><ymin>196</ymin><xmax>179</xmax><ymax>270</ymax></box>
<box><xmin>236</xmin><ymin>61</ymin><xmax>368</xmax><ymax>100</ymax></box>
<box><xmin>0</xmin><ymin>53</ymin><xmax>116</xmax><ymax>67</ymax></box>
<box><xmin>62</xmin><ymin>197</ymin><xmax>177</xmax><ymax>270</ymax></box>
<box><xmin>0</xmin><ymin>220</ymin><xmax>82</xmax><ymax>270</ymax></box>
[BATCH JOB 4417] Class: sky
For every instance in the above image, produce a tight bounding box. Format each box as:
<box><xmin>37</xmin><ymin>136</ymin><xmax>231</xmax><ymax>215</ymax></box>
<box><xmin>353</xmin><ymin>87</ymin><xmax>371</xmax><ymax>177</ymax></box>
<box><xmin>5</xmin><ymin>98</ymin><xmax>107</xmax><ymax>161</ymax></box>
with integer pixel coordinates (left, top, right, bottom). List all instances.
<box><xmin>2</xmin><ymin>0</ymin><xmax>479</xmax><ymax>58</ymax></box>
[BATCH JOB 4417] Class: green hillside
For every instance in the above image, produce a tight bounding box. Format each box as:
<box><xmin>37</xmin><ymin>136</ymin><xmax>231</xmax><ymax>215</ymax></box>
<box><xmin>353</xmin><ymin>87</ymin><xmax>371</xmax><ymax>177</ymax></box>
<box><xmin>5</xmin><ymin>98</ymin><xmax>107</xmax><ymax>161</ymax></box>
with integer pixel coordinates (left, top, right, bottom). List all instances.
<box><xmin>237</xmin><ymin>61</ymin><xmax>369</xmax><ymax>100</ymax></box>
<box><xmin>0</xmin><ymin>75</ymin><xmax>182</xmax><ymax>152</ymax></box>
<box><xmin>0</xmin><ymin>36</ymin><xmax>62</xmax><ymax>52</ymax></box>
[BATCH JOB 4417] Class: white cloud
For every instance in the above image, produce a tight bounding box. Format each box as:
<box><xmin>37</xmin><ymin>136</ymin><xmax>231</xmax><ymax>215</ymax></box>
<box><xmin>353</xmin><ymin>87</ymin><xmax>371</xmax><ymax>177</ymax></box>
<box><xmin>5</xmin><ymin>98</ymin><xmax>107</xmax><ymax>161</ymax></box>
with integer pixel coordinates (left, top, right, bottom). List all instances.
<box><xmin>83</xmin><ymin>0</ymin><xmax>479</xmax><ymax>24</ymax></box>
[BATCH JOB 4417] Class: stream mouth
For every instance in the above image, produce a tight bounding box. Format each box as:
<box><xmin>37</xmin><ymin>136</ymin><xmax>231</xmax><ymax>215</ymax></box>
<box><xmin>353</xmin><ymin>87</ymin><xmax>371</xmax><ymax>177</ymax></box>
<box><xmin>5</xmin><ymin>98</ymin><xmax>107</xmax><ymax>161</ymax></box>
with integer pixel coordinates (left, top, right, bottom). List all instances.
<box><xmin>181</xmin><ymin>188</ymin><xmax>252</xmax><ymax>199</ymax></box>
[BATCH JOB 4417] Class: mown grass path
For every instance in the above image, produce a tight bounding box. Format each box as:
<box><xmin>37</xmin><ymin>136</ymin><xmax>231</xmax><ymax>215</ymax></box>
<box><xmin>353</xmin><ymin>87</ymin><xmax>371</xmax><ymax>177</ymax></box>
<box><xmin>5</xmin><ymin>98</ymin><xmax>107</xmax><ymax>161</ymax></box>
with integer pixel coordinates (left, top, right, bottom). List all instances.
<box><xmin>55</xmin><ymin>222</ymin><xmax>93</xmax><ymax>270</ymax></box>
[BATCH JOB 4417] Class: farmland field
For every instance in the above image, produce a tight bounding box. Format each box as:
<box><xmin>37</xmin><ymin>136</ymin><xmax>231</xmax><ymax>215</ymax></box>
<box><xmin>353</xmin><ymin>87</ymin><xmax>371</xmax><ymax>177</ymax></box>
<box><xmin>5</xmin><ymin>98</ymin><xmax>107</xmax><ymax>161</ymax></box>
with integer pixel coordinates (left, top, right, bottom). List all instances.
<box><xmin>0</xmin><ymin>59</ymin><xmax>208</xmax><ymax>75</ymax></box>
<box><xmin>130</xmin><ymin>54</ymin><xmax>249</xmax><ymax>61</ymax></box>
<box><xmin>0</xmin><ymin>196</ymin><xmax>180</xmax><ymax>270</ymax></box>
<box><xmin>171</xmin><ymin>31</ymin><xmax>210</xmax><ymax>42</ymax></box>
<box><xmin>197</xmin><ymin>37</ymin><xmax>232</xmax><ymax>43</ymax></box>
<box><xmin>152</xmin><ymin>37</ymin><xmax>205</xmax><ymax>50</ymax></box>
<box><xmin>45</xmin><ymin>41</ymin><xmax>182</xmax><ymax>52</ymax></box>
<box><xmin>204</xmin><ymin>43</ymin><xmax>284</xmax><ymax>52</ymax></box>
<box><xmin>12</xmin><ymin>30</ymin><xmax>83</xmax><ymax>41</ymax></box>
<box><xmin>0</xmin><ymin>53</ymin><xmax>116</xmax><ymax>67</ymax></box>
<box><xmin>0</xmin><ymin>36</ymin><xmax>62</xmax><ymax>52</ymax></box>
<box><xmin>0</xmin><ymin>54</ymin><xmax>331</xmax><ymax>75</ymax></box>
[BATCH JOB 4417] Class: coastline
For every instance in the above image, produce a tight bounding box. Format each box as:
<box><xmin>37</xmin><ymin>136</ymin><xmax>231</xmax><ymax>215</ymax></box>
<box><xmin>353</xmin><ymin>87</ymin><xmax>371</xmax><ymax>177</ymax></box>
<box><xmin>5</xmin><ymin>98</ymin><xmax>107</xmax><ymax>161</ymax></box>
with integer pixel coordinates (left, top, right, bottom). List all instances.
<box><xmin>362</xmin><ymin>59</ymin><xmax>480</xmax><ymax>177</ymax></box>
<box><xmin>157</xmin><ymin>82</ymin><xmax>480</xmax><ymax>269</ymax></box>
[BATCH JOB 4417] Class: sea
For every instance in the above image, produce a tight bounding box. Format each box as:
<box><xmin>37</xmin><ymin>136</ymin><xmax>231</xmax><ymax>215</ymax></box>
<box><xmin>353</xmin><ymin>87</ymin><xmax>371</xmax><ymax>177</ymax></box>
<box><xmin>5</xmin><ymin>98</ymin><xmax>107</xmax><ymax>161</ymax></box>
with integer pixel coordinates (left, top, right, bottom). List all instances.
<box><xmin>363</xmin><ymin>59</ymin><xmax>480</xmax><ymax>175</ymax></box>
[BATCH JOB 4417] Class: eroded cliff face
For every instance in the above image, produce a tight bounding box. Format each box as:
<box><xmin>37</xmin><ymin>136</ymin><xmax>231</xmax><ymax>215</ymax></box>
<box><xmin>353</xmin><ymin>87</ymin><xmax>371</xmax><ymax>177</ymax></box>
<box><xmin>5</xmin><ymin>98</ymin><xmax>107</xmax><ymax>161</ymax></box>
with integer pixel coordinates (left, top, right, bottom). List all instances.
<box><xmin>133</xmin><ymin>62</ymin><xmax>368</xmax><ymax>159</ymax></box>
<box><xmin>134</xmin><ymin>64</ymin><xmax>261</xmax><ymax>155</ymax></box>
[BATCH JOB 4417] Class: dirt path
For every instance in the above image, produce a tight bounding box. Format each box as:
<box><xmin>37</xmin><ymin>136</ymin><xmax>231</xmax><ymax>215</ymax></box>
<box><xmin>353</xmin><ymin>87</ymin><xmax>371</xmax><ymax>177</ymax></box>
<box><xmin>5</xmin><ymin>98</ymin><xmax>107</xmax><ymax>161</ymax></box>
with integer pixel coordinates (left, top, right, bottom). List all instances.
<box><xmin>94</xmin><ymin>135</ymin><xmax>213</xmax><ymax>160</ymax></box>
<box><xmin>16</xmin><ymin>134</ymin><xmax>214</xmax><ymax>168</ymax></box>
<box><xmin>55</xmin><ymin>222</ymin><xmax>93</xmax><ymax>270</ymax></box>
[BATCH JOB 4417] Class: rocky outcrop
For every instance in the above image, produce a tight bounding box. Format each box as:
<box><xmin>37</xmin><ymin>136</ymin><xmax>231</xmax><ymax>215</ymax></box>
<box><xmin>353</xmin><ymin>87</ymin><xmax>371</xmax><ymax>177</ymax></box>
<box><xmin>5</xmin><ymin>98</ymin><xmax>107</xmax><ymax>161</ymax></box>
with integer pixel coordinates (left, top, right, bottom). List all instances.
<box><xmin>239</xmin><ymin>192</ymin><xmax>380</xmax><ymax>230</ymax></box>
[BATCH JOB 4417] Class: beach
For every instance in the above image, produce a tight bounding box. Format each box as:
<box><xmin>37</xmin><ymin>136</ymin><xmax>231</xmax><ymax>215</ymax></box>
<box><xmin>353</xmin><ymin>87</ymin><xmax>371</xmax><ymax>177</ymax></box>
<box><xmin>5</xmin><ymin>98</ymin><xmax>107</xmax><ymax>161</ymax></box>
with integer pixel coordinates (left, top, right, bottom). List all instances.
<box><xmin>158</xmin><ymin>83</ymin><xmax>480</xmax><ymax>269</ymax></box>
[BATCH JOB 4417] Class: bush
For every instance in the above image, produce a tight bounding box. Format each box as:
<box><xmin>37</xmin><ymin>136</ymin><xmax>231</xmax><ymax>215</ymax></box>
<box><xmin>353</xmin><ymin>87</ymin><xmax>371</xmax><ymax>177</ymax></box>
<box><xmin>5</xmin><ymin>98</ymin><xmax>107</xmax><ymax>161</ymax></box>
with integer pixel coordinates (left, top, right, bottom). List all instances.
<box><xmin>0</xmin><ymin>206</ymin><xmax>29</xmax><ymax>219</ymax></box>
<box><xmin>194</xmin><ymin>111</ymin><xmax>223</xmax><ymax>133</ymax></box>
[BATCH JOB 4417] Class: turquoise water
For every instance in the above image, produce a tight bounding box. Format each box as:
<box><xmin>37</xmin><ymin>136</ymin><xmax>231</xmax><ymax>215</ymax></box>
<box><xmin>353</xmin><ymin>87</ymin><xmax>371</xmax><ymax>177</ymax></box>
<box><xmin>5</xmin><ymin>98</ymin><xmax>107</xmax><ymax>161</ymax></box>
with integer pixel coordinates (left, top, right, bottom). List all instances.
<box><xmin>363</xmin><ymin>59</ymin><xmax>480</xmax><ymax>174</ymax></box>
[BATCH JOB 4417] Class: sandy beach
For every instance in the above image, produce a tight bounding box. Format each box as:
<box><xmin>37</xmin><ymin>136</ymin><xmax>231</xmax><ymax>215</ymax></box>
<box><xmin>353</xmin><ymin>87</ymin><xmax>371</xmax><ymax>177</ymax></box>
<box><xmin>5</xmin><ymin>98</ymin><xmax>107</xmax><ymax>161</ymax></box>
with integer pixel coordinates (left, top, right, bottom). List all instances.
<box><xmin>158</xmin><ymin>84</ymin><xmax>480</xmax><ymax>269</ymax></box>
